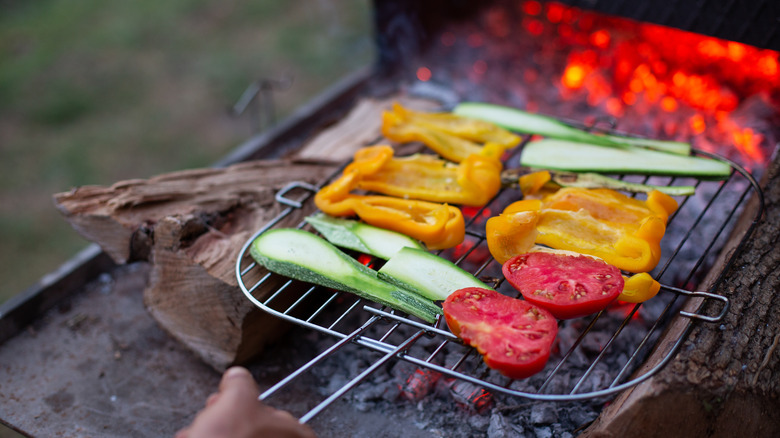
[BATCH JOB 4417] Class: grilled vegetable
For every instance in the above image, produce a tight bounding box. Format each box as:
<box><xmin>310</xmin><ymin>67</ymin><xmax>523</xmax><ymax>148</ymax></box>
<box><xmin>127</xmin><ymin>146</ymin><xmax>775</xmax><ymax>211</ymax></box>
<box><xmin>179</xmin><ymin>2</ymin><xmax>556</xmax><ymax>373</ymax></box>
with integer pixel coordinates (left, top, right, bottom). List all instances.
<box><xmin>503</xmin><ymin>168</ymin><xmax>697</xmax><ymax>196</ymax></box>
<box><xmin>548</xmin><ymin>171</ymin><xmax>696</xmax><ymax>196</ymax></box>
<box><xmin>382</xmin><ymin>102</ymin><xmax>521</xmax><ymax>163</ymax></box>
<box><xmin>342</xmin><ymin>145</ymin><xmax>503</xmax><ymax>206</ymax></box>
<box><xmin>545</xmin><ymin>187</ymin><xmax>679</xmax><ymax>224</ymax></box>
<box><xmin>502</xmin><ymin>251</ymin><xmax>624</xmax><ymax>319</ymax></box>
<box><xmin>314</xmin><ymin>166</ymin><xmax>465</xmax><ymax>250</ymax></box>
<box><xmin>378</xmin><ymin>247</ymin><xmax>491</xmax><ymax>301</ymax></box>
<box><xmin>249</xmin><ymin>228</ymin><xmax>442</xmax><ymax>323</ymax></box>
<box><xmin>601</xmin><ymin>134</ymin><xmax>691</xmax><ymax>156</ymax></box>
<box><xmin>486</xmin><ymin>188</ymin><xmax>678</xmax><ymax>273</ymax></box>
<box><xmin>442</xmin><ymin>287</ymin><xmax>558</xmax><ymax>379</ymax></box>
<box><xmin>538</xmin><ymin>188</ymin><xmax>677</xmax><ymax>273</ymax></box>
<box><xmin>619</xmin><ymin>273</ymin><xmax>661</xmax><ymax>303</ymax></box>
<box><xmin>453</xmin><ymin>102</ymin><xmax>691</xmax><ymax>155</ymax></box>
<box><xmin>305</xmin><ymin>213</ymin><xmax>424</xmax><ymax>260</ymax></box>
<box><xmin>520</xmin><ymin>139</ymin><xmax>731</xmax><ymax>179</ymax></box>
<box><xmin>517</xmin><ymin>170</ymin><xmax>551</xmax><ymax>196</ymax></box>
<box><xmin>485</xmin><ymin>199</ymin><xmax>541</xmax><ymax>264</ymax></box>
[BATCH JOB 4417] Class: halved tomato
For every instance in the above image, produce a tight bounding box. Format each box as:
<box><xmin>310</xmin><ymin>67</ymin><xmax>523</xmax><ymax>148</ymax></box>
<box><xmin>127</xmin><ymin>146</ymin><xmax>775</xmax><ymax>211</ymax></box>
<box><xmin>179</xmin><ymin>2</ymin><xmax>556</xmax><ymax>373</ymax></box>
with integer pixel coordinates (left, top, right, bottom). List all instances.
<box><xmin>442</xmin><ymin>287</ymin><xmax>558</xmax><ymax>379</ymax></box>
<box><xmin>502</xmin><ymin>251</ymin><xmax>624</xmax><ymax>319</ymax></box>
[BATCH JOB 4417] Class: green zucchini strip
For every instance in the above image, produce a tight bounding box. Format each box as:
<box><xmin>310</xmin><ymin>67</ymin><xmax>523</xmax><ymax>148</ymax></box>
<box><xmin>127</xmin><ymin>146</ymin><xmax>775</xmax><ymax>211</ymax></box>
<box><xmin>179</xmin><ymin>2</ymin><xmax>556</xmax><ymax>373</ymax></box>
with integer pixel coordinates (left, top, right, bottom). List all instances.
<box><xmin>249</xmin><ymin>228</ymin><xmax>441</xmax><ymax>323</ymax></box>
<box><xmin>521</xmin><ymin>139</ymin><xmax>731</xmax><ymax>179</ymax></box>
<box><xmin>378</xmin><ymin>247</ymin><xmax>492</xmax><ymax>301</ymax></box>
<box><xmin>305</xmin><ymin>213</ymin><xmax>424</xmax><ymax>260</ymax></box>
<box><xmin>453</xmin><ymin>102</ymin><xmax>691</xmax><ymax>155</ymax></box>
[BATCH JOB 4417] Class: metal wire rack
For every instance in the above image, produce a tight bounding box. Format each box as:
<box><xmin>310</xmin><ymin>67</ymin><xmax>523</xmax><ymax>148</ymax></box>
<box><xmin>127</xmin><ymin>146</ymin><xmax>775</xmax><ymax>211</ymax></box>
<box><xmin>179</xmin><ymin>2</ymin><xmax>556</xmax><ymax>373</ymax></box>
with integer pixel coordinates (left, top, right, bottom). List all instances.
<box><xmin>236</xmin><ymin>137</ymin><xmax>764</xmax><ymax>424</ymax></box>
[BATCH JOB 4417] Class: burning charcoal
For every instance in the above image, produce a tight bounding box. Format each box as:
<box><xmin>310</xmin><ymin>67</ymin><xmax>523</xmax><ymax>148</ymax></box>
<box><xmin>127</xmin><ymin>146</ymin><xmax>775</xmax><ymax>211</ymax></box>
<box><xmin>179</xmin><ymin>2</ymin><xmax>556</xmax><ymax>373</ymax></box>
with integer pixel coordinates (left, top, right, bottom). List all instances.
<box><xmin>530</xmin><ymin>402</ymin><xmax>559</xmax><ymax>425</ymax></box>
<box><xmin>400</xmin><ymin>368</ymin><xmax>442</xmax><ymax>402</ymax></box>
<box><xmin>447</xmin><ymin>379</ymin><xmax>494</xmax><ymax>413</ymax></box>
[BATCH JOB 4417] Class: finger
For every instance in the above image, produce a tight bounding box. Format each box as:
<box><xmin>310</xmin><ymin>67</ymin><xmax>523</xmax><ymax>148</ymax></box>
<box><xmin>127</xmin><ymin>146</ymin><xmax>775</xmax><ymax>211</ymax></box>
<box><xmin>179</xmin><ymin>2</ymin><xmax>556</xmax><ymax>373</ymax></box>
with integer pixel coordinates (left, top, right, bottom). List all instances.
<box><xmin>217</xmin><ymin>366</ymin><xmax>261</xmax><ymax>405</ymax></box>
<box><xmin>219</xmin><ymin>367</ymin><xmax>258</xmax><ymax>392</ymax></box>
<box><xmin>205</xmin><ymin>392</ymin><xmax>220</xmax><ymax>407</ymax></box>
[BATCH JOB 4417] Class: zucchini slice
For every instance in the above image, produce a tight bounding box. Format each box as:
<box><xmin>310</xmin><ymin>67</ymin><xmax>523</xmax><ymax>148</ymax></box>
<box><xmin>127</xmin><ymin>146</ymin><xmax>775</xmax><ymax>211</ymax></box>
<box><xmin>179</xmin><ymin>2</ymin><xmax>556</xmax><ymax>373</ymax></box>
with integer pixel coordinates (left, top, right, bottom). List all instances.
<box><xmin>378</xmin><ymin>247</ymin><xmax>492</xmax><ymax>301</ymax></box>
<box><xmin>249</xmin><ymin>228</ymin><xmax>441</xmax><ymax>323</ymax></box>
<box><xmin>305</xmin><ymin>213</ymin><xmax>424</xmax><ymax>260</ymax></box>
<box><xmin>455</xmin><ymin>102</ymin><xmax>610</xmax><ymax>146</ymax></box>
<box><xmin>453</xmin><ymin>102</ymin><xmax>692</xmax><ymax>155</ymax></box>
<box><xmin>600</xmin><ymin>134</ymin><xmax>691</xmax><ymax>155</ymax></box>
<box><xmin>521</xmin><ymin>139</ymin><xmax>731</xmax><ymax>179</ymax></box>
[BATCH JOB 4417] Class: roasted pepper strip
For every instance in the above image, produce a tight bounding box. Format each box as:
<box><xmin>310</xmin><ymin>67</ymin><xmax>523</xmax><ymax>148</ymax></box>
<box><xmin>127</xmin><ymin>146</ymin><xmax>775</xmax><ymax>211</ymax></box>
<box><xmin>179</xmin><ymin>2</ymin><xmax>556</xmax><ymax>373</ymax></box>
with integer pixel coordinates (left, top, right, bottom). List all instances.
<box><xmin>486</xmin><ymin>200</ymin><xmax>541</xmax><ymax>264</ymax></box>
<box><xmin>314</xmin><ymin>194</ymin><xmax>464</xmax><ymax>250</ymax></box>
<box><xmin>347</xmin><ymin>145</ymin><xmax>502</xmax><ymax>206</ymax></box>
<box><xmin>618</xmin><ymin>273</ymin><xmax>661</xmax><ymax>303</ymax></box>
<box><xmin>543</xmin><ymin>187</ymin><xmax>678</xmax><ymax>227</ymax></box>
<box><xmin>486</xmin><ymin>189</ymin><xmax>677</xmax><ymax>273</ymax></box>
<box><xmin>381</xmin><ymin>102</ymin><xmax>521</xmax><ymax>163</ymax></box>
<box><xmin>314</xmin><ymin>155</ymin><xmax>465</xmax><ymax>250</ymax></box>
<box><xmin>518</xmin><ymin>170</ymin><xmax>551</xmax><ymax>196</ymax></box>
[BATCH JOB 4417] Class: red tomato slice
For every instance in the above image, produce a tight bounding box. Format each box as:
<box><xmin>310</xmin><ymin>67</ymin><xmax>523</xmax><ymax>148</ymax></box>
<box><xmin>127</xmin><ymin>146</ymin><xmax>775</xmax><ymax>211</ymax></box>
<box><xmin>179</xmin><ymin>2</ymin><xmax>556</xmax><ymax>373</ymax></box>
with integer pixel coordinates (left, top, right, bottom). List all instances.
<box><xmin>442</xmin><ymin>287</ymin><xmax>558</xmax><ymax>379</ymax></box>
<box><xmin>502</xmin><ymin>252</ymin><xmax>624</xmax><ymax>319</ymax></box>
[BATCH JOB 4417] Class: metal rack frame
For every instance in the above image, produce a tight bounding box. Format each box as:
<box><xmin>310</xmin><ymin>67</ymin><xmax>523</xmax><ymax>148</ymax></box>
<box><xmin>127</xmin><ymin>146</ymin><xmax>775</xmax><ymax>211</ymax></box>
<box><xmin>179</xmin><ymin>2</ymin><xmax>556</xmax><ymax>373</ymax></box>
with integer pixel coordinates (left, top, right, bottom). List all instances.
<box><xmin>236</xmin><ymin>138</ymin><xmax>764</xmax><ymax>423</ymax></box>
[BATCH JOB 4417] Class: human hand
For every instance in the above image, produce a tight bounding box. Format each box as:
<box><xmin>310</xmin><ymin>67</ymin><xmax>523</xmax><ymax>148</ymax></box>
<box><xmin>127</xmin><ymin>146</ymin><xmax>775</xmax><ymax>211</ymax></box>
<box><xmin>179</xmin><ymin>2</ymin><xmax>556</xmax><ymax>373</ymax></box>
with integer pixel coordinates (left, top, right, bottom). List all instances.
<box><xmin>176</xmin><ymin>366</ymin><xmax>316</xmax><ymax>438</ymax></box>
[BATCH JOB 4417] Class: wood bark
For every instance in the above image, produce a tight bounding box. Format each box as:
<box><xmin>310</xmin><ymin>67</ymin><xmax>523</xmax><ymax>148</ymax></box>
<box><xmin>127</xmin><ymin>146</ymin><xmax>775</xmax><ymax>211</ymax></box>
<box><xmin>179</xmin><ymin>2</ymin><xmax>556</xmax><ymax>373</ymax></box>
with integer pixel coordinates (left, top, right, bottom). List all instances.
<box><xmin>581</xmin><ymin>154</ymin><xmax>780</xmax><ymax>437</ymax></box>
<box><xmin>54</xmin><ymin>160</ymin><xmax>338</xmax><ymax>370</ymax></box>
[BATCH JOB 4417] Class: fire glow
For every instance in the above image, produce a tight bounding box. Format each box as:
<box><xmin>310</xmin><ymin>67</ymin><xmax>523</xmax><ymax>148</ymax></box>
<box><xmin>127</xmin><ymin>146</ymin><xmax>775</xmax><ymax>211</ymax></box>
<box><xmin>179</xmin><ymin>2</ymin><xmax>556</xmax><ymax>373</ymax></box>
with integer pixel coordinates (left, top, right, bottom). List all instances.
<box><xmin>418</xmin><ymin>0</ymin><xmax>780</xmax><ymax>170</ymax></box>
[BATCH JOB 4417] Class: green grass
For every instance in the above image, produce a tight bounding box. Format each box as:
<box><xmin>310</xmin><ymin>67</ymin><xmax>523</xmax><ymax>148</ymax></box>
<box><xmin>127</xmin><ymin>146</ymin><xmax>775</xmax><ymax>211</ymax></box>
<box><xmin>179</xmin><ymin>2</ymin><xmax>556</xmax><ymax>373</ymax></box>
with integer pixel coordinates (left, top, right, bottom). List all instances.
<box><xmin>0</xmin><ymin>0</ymin><xmax>373</xmax><ymax>304</ymax></box>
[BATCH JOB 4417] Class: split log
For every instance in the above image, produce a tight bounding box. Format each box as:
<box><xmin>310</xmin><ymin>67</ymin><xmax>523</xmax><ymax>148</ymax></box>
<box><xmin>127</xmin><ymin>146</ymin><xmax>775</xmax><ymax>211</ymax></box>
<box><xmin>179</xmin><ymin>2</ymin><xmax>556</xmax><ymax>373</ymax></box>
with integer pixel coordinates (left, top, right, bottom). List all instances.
<box><xmin>54</xmin><ymin>160</ymin><xmax>338</xmax><ymax>370</ymax></box>
<box><xmin>581</xmin><ymin>154</ymin><xmax>780</xmax><ymax>437</ymax></box>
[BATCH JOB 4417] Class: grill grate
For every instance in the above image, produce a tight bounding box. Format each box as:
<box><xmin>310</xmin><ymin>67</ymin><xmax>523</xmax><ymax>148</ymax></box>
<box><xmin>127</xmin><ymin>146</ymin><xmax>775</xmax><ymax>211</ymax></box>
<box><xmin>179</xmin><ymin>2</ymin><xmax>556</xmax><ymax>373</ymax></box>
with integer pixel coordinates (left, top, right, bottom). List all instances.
<box><xmin>236</xmin><ymin>132</ymin><xmax>763</xmax><ymax>423</ymax></box>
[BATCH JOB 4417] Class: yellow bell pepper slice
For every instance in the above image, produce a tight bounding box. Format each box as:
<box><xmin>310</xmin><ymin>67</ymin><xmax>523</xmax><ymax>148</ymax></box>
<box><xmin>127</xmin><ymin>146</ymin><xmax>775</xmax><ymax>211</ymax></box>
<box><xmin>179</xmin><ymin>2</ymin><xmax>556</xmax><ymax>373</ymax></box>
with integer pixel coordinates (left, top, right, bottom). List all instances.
<box><xmin>314</xmin><ymin>149</ymin><xmax>466</xmax><ymax>250</ymax></box>
<box><xmin>543</xmin><ymin>187</ymin><xmax>678</xmax><ymax>229</ymax></box>
<box><xmin>485</xmin><ymin>188</ymin><xmax>676</xmax><ymax>273</ymax></box>
<box><xmin>314</xmin><ymin>193</ymin><xmax>464</xmax><ymax>250</ymax></box>
<box><xmin>346</xmin><ymin>145</ymin><xmax>502</xmax><ymax>207</ymax></box>
<box><xmin>486</xmin><ymin>213</ymin><xmax>540</xmax><ymax>265</ymax></box>
<box><xmin>618</xmin><ymin>273</ymin><xmax>661</xmax><ymax>303</ymax></box>
<box><xmin>518</xmin><ymin>170</ymin><xmax>551</xmax><ymax>196</ymax></box>
<box><xmin>381</xmin><ymin>102</ymin><xmax>521</xmax><ymax>163</ymax></box>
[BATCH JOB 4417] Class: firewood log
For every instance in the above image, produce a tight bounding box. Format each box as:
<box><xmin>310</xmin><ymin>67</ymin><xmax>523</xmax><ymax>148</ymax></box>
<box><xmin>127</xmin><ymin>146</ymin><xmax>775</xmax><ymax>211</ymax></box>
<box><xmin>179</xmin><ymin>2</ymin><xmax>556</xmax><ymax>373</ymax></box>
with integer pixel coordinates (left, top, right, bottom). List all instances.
<box><xmin>54</xmin><ymin>160</ymin><xmax>338</xmax><ymax>370</ymax></box>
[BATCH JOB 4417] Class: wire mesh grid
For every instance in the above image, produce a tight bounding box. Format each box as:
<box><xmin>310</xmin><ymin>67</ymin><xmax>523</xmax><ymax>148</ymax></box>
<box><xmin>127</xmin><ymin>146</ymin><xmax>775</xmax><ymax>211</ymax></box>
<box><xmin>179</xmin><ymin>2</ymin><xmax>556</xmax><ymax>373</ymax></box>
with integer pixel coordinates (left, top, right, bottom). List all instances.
<box><xmin>236</xmin><ymin>137</ymin><xmax>763</xmax><ymax>422</ymax></box>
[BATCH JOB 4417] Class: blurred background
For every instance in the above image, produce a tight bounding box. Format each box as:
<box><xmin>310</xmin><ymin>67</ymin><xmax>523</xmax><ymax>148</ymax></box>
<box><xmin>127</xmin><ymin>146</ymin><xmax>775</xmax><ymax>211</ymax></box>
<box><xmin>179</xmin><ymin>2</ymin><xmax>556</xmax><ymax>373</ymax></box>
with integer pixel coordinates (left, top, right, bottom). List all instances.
<box><xmin>0</xmin><ymin>0</ymin><xmax>373</xmax><ymax>308</ymax></box>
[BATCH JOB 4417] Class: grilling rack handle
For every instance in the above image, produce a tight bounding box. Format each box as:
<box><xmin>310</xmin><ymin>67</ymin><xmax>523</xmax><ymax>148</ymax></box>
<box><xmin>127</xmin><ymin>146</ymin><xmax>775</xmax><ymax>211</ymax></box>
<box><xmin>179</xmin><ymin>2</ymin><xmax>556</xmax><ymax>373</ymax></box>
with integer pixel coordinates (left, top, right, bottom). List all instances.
<box><xmin>662</xmin><ymin>284</ymin><xmax>730</xmax><ymax>322</ymax></box>
<box><xmin>275</xmin><ymin>181</ymin><xmax>319</xmax><ymax>208</ymax></box>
